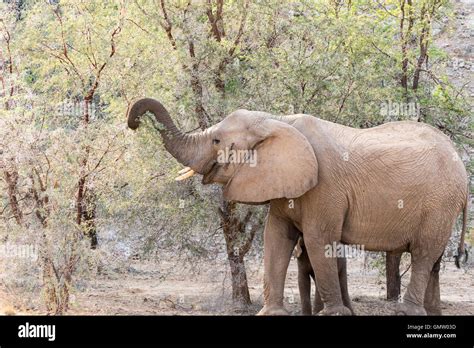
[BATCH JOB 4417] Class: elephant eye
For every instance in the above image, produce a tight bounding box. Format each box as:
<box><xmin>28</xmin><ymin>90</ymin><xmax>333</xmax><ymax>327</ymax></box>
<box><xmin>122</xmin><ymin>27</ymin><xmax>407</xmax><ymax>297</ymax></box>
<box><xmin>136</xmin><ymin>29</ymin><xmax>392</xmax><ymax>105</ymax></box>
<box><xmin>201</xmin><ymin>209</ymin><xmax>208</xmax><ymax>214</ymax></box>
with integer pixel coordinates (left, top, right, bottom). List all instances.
<box><xmin>212</xmin><ymin>139</ymin><xmax>220</xmax><ymax>145</ymax></box>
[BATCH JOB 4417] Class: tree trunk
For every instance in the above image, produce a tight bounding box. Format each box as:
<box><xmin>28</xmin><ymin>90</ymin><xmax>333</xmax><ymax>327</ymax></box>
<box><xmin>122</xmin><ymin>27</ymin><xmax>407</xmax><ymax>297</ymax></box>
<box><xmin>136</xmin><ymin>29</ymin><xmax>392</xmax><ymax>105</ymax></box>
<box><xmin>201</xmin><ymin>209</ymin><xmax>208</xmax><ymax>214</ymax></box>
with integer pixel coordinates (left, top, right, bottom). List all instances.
<box><xmin>3</xmin><ymin>169</ymin><xmax>23</xmax><ymax>226</ymax></box>
<box><xmin>386</xmin><ymin>252</ymin><xmax>402</xmax><ymax>301</ymax></box>
<box><xmin>218</xmin><ymin>200</ymin><xmax>256</xmax><ymax>308</ymax></box>
<box><xmin>399</xmin><ymin>0</ymin><xmax>414</xmax><ymax>97</ymax></box>
<box><xmin>82</xmin><ymin>190</ymin><xmax>98</xmax><ymax>249</ymax></box>
<box><xmin>412</xmin><ymin>4</ymin><xmax>430</xmax><ymax>91</ymax></box>
<box><xmin>228</xmin><ymin>254</ymin><xmax>251</xmax><ymax>305</ymax></box>
<box><xmin>1</xmin><ymin>37</ymin><xmax>23</xmax><ymax>227</ymax></box>
<box><xmin>76</xmin><ymin>98</ymin><xmax>98</xmax><ymax>249</ymax></box>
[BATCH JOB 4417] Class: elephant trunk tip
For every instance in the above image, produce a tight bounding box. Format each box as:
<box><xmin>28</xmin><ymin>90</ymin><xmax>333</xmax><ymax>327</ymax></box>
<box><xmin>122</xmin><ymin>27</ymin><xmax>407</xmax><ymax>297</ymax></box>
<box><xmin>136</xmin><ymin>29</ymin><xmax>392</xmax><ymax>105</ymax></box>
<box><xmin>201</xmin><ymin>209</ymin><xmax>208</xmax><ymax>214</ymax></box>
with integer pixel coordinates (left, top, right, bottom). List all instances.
<box><xmin>128</xmin><ymin>116</ymin><xmax>140</xmax><ymax>130</ymax></box>
<box><xmin>127</xmin><ymin>99</ymin><xmax>148</xmax><ymax>130</ymax></box>
<box><xmin>125</xmin><ymin>97</ymin><xmax>199</xmax><ymax>170</ymax></box>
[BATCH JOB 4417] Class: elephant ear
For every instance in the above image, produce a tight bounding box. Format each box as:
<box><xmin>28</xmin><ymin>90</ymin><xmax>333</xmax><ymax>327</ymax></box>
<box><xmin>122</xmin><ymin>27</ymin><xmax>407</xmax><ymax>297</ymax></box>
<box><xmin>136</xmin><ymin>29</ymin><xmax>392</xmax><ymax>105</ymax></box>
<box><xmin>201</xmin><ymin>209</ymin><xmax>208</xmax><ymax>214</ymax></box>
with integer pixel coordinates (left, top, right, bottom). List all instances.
<box><xmin>223</xmin><ymin>118</ymin><xmax>318</xmax><ymax>203</ymax></box>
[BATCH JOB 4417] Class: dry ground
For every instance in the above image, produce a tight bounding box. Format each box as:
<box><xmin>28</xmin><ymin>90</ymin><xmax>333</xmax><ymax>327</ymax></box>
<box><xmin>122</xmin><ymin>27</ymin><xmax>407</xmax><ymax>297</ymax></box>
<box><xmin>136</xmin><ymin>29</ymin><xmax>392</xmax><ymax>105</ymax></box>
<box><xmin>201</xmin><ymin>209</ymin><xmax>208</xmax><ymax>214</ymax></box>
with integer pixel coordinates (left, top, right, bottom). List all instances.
<box><xmin>1</xmin><ymin>256</ymin><xmax>472</xmax><ymax>316</ymax></box>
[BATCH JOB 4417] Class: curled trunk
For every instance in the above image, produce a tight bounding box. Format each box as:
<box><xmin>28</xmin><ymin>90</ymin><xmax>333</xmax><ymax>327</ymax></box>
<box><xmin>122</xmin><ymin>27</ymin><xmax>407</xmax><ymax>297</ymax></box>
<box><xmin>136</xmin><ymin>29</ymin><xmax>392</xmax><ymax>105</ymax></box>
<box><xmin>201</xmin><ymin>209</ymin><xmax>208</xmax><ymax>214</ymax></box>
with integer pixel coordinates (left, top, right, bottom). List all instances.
<box><xmin>127</xmin><ymin>98</ymin><xmax>210</xmax><ymax>172</ymax></box>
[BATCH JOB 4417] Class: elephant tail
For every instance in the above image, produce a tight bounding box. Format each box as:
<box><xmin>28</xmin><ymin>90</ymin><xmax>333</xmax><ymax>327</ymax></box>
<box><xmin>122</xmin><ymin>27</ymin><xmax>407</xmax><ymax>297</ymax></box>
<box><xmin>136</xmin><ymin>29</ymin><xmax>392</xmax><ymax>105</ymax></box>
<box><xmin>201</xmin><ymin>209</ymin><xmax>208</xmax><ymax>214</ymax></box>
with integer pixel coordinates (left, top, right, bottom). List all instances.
<box><xmin>454</xmin><ymin>192</ymin><xmax>469</xmax><ymax>268</ymax></box>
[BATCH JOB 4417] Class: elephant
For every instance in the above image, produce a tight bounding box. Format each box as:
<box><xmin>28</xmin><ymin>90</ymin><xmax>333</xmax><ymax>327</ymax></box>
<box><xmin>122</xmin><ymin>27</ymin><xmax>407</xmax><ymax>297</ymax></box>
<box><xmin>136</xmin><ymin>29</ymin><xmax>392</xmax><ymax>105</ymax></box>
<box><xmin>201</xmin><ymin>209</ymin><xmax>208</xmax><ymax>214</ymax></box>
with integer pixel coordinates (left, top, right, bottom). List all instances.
<box><xmin>295</xmin><ymin>235</ymin><xmax>354</xmax><ymax>315</ymax></box>
<box><xmin>127</xmin><ymin>98</ymin><xmax>469</xmax><ymax>316</ymax></box>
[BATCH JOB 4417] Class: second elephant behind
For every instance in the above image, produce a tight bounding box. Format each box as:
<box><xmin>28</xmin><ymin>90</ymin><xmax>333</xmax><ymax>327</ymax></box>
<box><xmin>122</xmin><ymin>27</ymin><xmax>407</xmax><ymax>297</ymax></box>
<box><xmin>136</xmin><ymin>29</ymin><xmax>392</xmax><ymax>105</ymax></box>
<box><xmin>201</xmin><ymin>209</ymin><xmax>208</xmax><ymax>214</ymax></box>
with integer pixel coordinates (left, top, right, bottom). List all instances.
<box><xmin>295</xmin><ymin>236</ymin><xmax>354</xmax><ymax>315</ymax></box>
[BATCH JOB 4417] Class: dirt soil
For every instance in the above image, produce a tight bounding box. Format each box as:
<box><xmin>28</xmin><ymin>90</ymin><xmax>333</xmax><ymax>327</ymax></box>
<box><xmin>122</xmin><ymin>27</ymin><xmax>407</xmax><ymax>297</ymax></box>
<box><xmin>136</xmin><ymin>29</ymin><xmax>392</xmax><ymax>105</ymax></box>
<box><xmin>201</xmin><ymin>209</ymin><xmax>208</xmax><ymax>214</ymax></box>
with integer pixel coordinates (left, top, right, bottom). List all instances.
<box><xmin>72</xmin><ymin>258</ymin><xmax>474</xmax><ymax>316</ymax></box>
<box><xmin>1</xmin><ymin>257</ymin><xmax>472</xmax><ymax>316</ymax></box>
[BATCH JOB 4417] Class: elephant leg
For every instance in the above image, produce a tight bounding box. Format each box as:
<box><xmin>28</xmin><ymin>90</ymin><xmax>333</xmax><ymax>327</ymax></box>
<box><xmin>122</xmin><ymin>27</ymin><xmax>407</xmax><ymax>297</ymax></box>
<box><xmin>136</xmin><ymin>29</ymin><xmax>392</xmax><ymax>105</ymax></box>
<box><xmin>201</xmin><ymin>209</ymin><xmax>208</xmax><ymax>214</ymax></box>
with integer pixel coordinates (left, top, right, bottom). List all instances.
<box><xmin>423</xmin><ymin>255</ymin><xmax>442</xmax><ymax>315</ymax></box>
<box><xmin>298</xmin><ymin>262</ymin><xmax>312</xmax><ymax>315</ymax></box>
<box><xmin>257</xmin><ymin>212</ymin><xmax>298</xmax><ymax>316</ymax></box>
<box><xmin>312</xmin><ymin>275</ymin><xmax>324</xmax><ymax>314</ymax></box>
<box><xmin>396</xmin><ymin>249</ymin><xmax>442</xmax><ymax>316</ymax></box>
<box><xmin>312</xmin><ymin>260</ymin><xmax>352</xmax><ymax>315</ymax></box>
<box><xmin>337</xmin><ymin>257</ymin><xmax>355</xmax><ymax>315</ymax></box>
<box><xmin>304</xmin><ymin>235</ymin><xmax>351</xmax><ymax>316</ymax></box>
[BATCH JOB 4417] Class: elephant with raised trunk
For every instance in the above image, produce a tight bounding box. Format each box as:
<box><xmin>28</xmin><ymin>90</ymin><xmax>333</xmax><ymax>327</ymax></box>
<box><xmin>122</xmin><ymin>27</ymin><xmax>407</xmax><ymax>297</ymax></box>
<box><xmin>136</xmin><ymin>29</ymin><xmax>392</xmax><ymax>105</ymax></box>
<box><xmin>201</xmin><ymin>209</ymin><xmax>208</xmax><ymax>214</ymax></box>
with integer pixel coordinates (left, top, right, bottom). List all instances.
<box><xmin>127</xmin><ymin>98</ymin><xmax>469</xmax><ymax>316</ymax></box>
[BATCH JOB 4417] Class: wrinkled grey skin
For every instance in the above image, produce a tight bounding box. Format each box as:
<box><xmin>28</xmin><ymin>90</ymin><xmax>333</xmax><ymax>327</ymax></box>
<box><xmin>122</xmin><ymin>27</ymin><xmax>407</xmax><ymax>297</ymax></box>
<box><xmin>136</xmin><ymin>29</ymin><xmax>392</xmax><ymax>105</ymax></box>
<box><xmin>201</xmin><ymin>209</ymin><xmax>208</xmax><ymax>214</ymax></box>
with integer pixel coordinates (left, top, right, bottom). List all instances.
<box><xmin>295</xmin><ymin>235</ymin><xmax>354</xmax><ymax>315</ymax></box>
<box><xmin>127</xmin><ymin>98</ymin><xmax>469</xmax><ymax>316</ymax></box>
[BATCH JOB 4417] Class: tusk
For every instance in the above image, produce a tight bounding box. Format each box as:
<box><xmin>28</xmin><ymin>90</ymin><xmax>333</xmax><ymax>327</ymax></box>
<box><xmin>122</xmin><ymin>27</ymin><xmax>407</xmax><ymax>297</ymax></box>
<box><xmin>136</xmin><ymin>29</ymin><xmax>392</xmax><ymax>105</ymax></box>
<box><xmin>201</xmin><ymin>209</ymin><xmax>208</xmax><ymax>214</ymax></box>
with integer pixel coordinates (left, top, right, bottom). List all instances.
<box><xmin>175</xmin><ymin>169</ymin><xmax>195</xmax><ymax>181</ymax></box>
<box><xmin>178</xmin><ymin>166</ymin><xmax>192</xmax><ymax>174</ymax></box>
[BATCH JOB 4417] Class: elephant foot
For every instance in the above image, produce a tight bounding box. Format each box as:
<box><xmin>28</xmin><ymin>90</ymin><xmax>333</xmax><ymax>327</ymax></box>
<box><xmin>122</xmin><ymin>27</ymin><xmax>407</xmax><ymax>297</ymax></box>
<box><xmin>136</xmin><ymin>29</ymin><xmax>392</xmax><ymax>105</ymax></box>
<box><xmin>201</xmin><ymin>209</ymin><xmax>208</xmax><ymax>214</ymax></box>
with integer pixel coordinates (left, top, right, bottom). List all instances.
<box><xmin>346</xmin><ymin>305</ymin><xmax>356</xmax><ymax>316</ymax></box>
<box><xmin>425</xmin><ymin>306</ymin><xmax>442</xmax><ymax>316</ymax></box>
<box><xmin>318</xmin><ymin>305</ymin><xmax>352</xmax><ymax>316</ymax></box>
<box><xmin>312</xmin><ymin>303</ymin><xmax>324</xmax><ymax>315</ymax></box>
<box><xmin>312</xmin><ymin>307</ymin><xmax>323</xmax><ymax>315</ymax></box>
<box><xmin>257</xmin><ymin>305</ymin><xmax>290</xmax><ymax>316</ymax></box>
<box><xmin>395</xmin><ymin>301</ymin><xmax>427</xmax><ymax>316</ymax></box>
